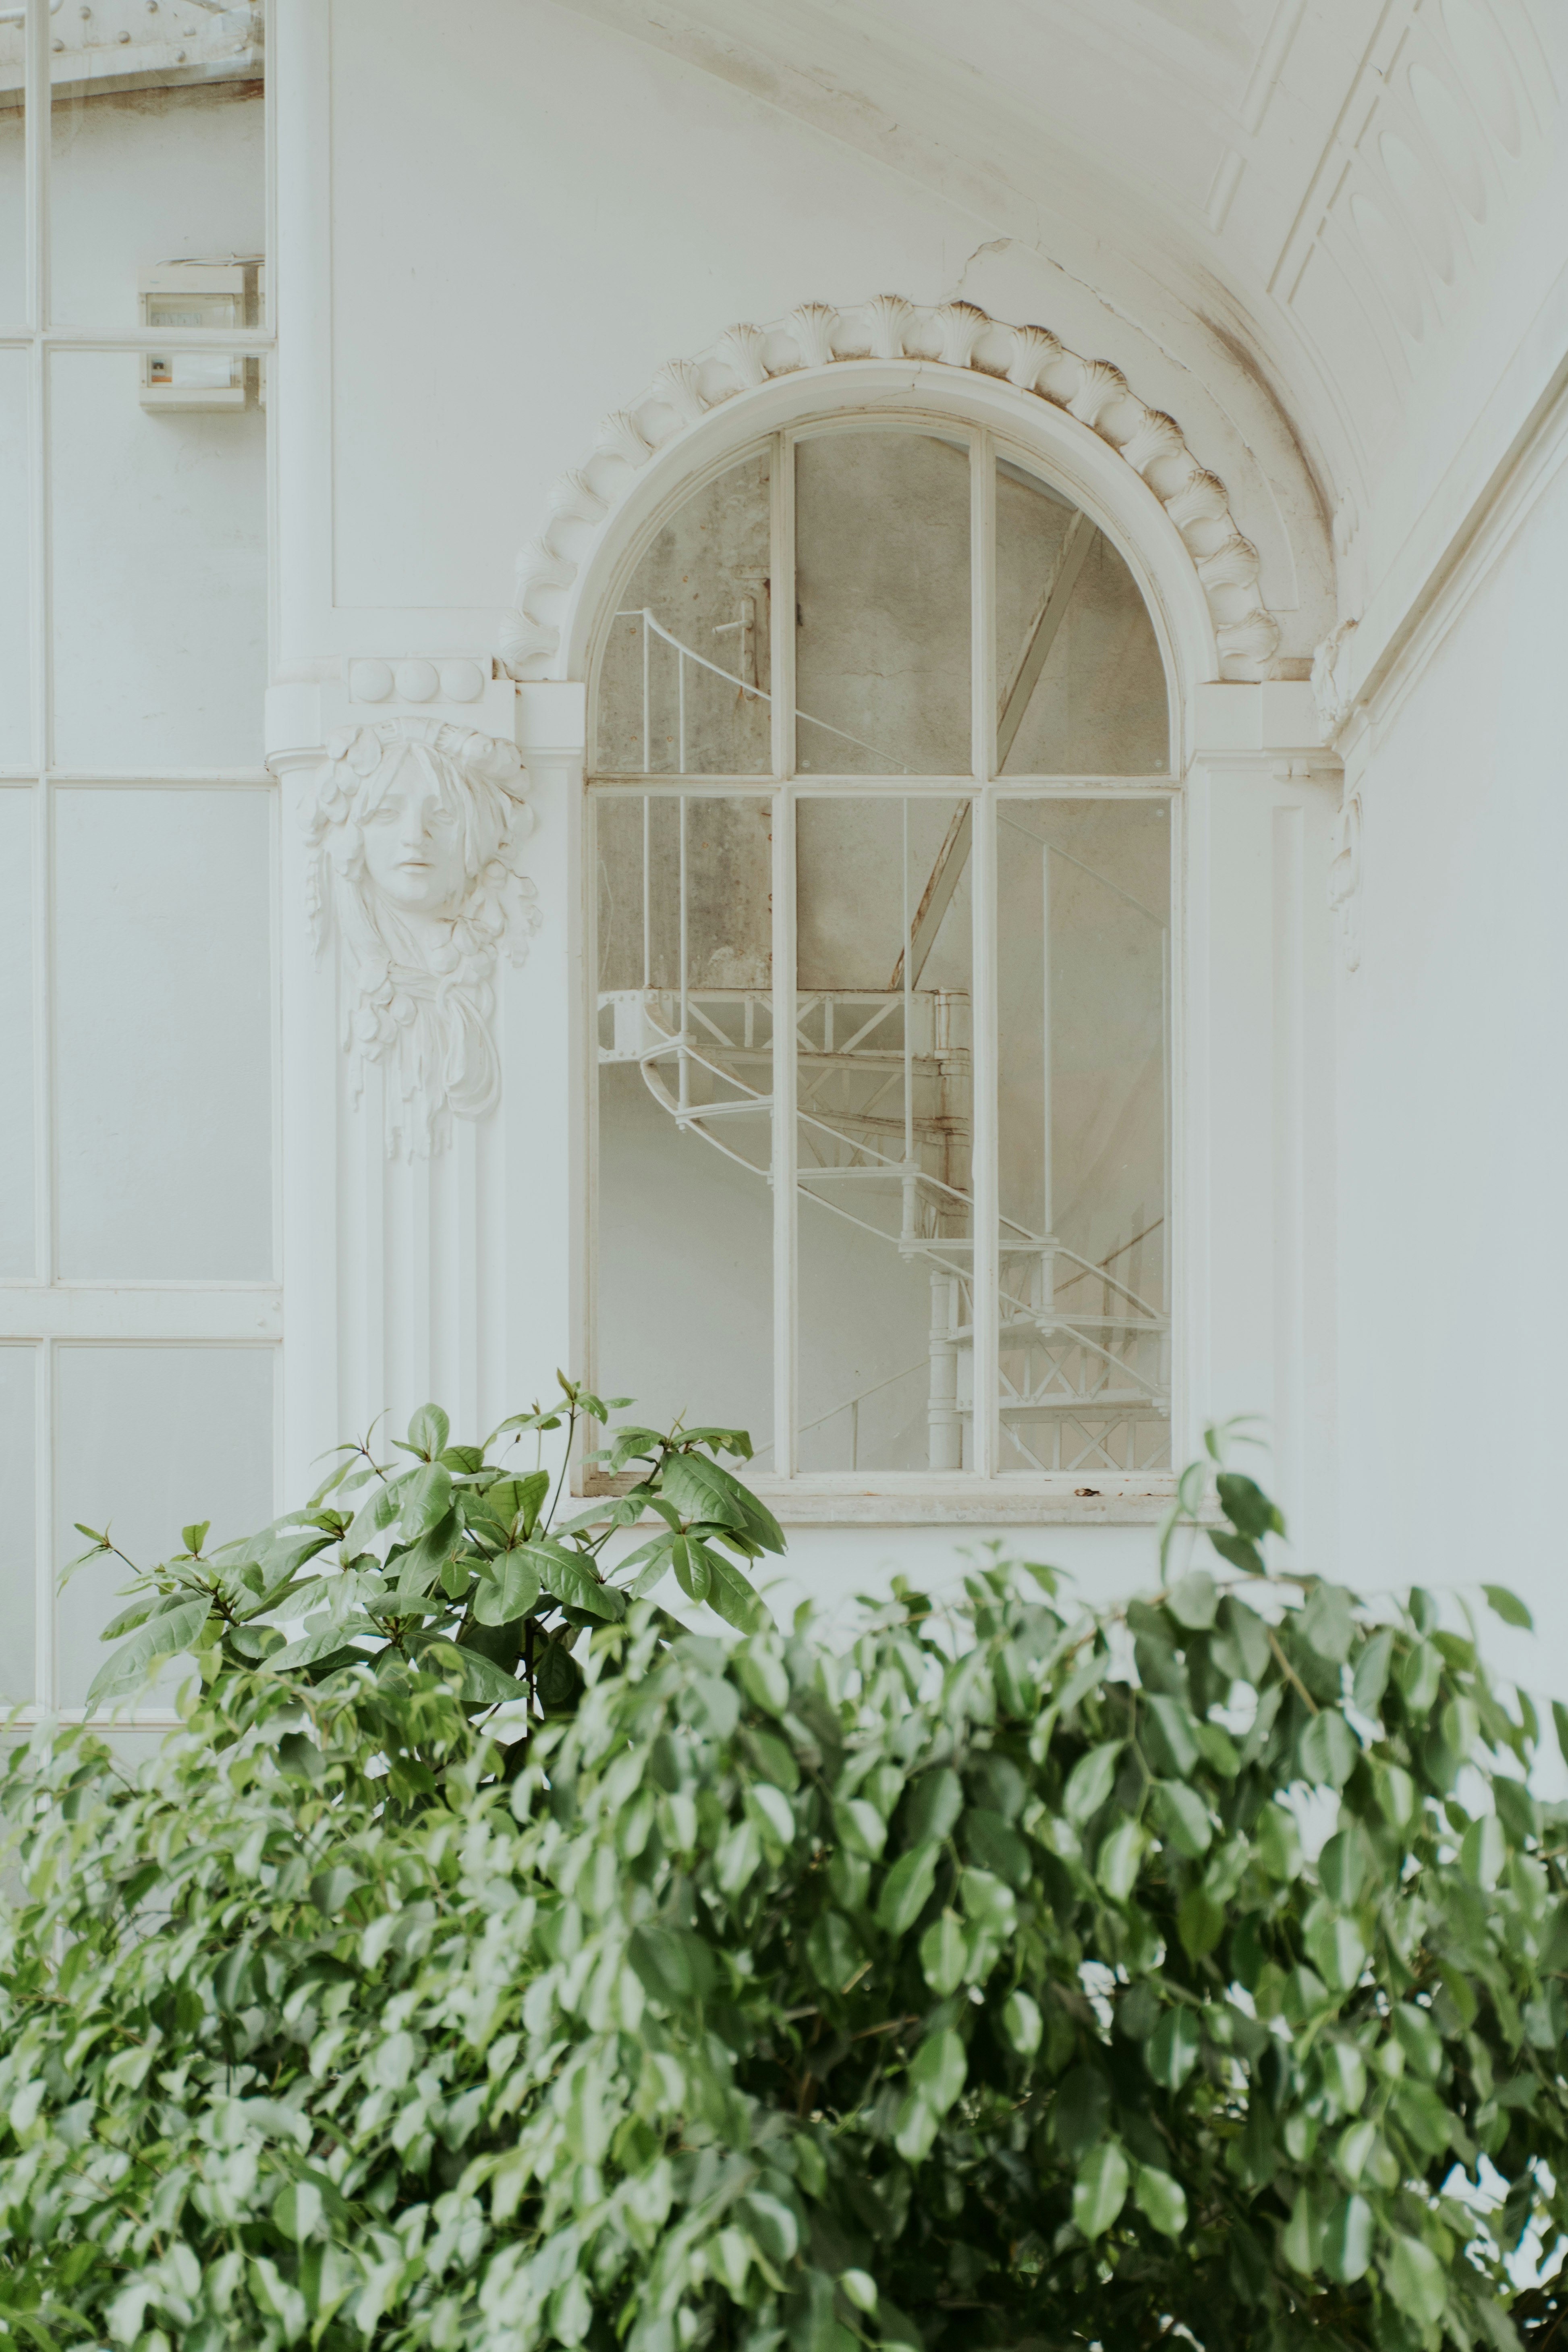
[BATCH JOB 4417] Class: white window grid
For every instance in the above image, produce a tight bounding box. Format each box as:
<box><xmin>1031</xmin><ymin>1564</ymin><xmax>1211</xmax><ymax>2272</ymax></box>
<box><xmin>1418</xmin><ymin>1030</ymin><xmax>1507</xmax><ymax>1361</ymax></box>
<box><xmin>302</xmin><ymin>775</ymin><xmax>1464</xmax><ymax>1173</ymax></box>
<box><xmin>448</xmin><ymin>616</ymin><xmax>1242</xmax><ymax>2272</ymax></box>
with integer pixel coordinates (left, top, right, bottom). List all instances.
<box><xmin>585</xmin><ymin>417</ymin><xmax>1182</xmax><ymax>1497</ymax></box>
<box><xmin>0</xmin><ymin>0</ymin><xmax>279</xmax><ymax>1717</ymax></box>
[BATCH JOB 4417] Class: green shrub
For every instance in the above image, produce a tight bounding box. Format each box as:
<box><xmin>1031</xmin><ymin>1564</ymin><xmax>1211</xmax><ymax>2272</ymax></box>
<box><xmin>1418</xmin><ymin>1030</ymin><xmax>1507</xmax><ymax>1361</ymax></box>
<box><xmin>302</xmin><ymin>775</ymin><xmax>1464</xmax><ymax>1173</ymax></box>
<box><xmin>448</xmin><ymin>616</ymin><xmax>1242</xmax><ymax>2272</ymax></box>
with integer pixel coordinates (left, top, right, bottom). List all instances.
<box><xmin>3</xmin><ymin>1410</ymin><xmax>1567</xmax><ymax>2352</ymax></box>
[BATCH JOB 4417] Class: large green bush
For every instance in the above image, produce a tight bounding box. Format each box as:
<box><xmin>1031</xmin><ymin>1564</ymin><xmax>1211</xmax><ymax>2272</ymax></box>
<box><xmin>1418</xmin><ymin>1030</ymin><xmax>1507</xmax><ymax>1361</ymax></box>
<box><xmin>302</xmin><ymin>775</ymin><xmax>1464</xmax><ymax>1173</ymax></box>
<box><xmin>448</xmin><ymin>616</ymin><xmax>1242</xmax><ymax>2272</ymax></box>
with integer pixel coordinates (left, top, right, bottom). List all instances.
<box><xmin>3</xmin><ymin>1406</ymin><xmax>1567</xmax><ymax>2352</ymax></box>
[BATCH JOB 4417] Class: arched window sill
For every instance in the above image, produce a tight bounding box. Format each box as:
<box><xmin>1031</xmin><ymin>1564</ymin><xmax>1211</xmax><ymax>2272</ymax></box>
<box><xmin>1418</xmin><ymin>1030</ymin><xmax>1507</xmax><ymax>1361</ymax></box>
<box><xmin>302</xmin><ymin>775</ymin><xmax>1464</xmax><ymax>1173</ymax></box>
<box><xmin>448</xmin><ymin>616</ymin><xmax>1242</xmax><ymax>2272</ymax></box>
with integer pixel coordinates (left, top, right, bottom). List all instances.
<box><xmin>576</xmin><ymin>1471</ymin><xmax>1181</xmax><ymax>1525</ymax></box>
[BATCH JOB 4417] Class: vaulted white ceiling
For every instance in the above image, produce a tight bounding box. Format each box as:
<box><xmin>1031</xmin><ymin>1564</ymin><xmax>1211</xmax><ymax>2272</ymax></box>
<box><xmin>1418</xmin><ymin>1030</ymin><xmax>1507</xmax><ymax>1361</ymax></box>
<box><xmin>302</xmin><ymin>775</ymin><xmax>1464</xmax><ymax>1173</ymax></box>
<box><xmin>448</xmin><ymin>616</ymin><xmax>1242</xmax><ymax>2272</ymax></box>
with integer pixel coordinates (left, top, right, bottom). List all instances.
<box><xmin>562</xmin><ymin>0</ymin><xmax>1566</xmax><ymax>654</ymax></box>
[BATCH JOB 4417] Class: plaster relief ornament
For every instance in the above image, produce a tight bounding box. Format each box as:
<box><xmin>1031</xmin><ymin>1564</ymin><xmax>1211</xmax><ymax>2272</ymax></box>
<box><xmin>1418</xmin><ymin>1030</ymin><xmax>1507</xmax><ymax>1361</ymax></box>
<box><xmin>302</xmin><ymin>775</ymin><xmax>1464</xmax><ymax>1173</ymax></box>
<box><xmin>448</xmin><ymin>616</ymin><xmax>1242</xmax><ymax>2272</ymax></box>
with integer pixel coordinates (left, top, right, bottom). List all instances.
<box><xmin>306</xmin><ymin>719</ymin><xmax>541</xmax><ymax>1156</ymax></box>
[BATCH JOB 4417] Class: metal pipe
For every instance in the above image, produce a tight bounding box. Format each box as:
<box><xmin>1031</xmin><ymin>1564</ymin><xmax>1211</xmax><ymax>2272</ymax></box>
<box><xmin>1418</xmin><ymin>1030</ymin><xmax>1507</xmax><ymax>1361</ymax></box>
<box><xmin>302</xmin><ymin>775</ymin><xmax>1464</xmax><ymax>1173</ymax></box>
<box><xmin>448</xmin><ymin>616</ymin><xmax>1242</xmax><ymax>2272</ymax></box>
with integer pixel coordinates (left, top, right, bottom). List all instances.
<box><xmin>677</xmin><ymin>795</ymin><xmax>689</xmax><ymax>1115</ymax></box>
<box><xmin>641</xmin><ymin>794</ymin><xmax>651</xmax><ymax>991</ymax></box>
<box><xmin>0</xmin><ymin>0</ymin><xmax>63</xmax><ymax>27</ymax></box>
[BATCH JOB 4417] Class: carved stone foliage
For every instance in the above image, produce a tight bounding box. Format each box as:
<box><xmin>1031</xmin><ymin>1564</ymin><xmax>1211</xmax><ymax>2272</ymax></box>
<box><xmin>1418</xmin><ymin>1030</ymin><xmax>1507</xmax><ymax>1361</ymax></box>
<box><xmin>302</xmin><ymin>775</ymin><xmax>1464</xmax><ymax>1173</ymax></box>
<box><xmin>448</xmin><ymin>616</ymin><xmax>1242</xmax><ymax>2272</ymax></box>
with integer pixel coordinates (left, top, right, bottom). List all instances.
<box><xmin>1328</xmin><ymin>788</ymin><xmax>1363</xmax><ymax>974</ymax></box>
<box><xmin>1311</xmin><ymin>616</ymin><xmax>1359</xmax><ymax>740</ymax></box>
<box><xmin>501</xmin><ymin>297</ymin><xmax>1282</xmax><ymax>684</ymax></box>
<box><xmin>305</xmin><ymin>719</ymin><xmax>540</xmax><ymax>1157</ymax></box>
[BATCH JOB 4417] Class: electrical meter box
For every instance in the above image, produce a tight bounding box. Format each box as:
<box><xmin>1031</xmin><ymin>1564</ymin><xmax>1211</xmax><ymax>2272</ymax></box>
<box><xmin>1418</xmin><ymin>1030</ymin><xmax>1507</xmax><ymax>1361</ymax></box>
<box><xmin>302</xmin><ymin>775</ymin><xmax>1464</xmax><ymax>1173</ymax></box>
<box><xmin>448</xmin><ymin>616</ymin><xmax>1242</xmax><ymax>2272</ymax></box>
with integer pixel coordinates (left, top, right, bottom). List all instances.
<box><xmin>139</xmin><ymin>260</ymin><xmax>263</xmax><ymax>410</ymax></box>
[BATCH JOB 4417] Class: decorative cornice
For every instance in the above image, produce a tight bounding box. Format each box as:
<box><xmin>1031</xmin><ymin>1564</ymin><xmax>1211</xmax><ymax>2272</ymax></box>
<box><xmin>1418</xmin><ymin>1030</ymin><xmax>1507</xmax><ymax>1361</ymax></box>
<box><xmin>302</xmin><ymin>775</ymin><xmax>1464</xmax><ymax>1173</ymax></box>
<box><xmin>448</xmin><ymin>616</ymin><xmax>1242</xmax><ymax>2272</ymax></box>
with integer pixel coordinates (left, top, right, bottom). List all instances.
<box><xmin>500</xmin><ymin>297</ymin><xmax>1282</xmax><ymax>685</ymax></box>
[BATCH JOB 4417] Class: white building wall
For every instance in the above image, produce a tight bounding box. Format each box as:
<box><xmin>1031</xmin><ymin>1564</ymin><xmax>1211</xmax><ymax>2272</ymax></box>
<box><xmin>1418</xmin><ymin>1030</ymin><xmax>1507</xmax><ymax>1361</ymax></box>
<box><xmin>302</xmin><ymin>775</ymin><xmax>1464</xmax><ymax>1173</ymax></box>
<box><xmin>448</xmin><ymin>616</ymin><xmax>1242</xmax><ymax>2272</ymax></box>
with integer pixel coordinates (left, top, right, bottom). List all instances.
<box><xmin>1337</xmin><ymin>436</ymin><xmax>1568</xmax><ymax>1697</ymax></box>
<box><xmin>2</xmin><ymin>0</ymin><xmax>1565</xmax><ymax>1710</ymax></box>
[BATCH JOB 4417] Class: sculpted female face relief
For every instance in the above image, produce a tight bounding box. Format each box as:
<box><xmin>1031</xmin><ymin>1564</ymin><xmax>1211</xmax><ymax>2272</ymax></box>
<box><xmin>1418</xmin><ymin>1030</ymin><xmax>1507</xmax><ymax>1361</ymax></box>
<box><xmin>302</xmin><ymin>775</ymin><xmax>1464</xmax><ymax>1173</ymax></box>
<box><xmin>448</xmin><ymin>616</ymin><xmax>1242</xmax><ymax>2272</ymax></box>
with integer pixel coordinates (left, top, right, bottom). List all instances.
<box><xmin>306</xmin><ymin>720</ymin><xmax>541</xmax><ymax>1156</ymax></box>
<box><xmin>360</xmin><ymin>748</ymin><xmax>470</xmax><ymax>915</ymax></box>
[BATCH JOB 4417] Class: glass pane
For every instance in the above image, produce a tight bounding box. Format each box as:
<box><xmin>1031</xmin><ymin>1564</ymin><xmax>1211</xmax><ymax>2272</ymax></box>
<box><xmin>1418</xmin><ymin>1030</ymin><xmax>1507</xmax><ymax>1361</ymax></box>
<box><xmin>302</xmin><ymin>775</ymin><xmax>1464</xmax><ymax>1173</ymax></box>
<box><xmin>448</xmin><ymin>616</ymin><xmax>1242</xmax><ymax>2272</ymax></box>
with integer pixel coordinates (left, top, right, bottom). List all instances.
<box><xmin>51</xmin><ymin>29</ymin><xmax>264</xmax><ymax>329</ymax></box>
<box><xmin>0</xmin><ymin>45</ymin><xmax>21</xmax><ymax>329</ymax></box>
<box><xmin>0</xmin><ymin>789</ymin><xmax>34</xmax><ymax>1275</ymax></box>
<box><xmin>597</xmin><ymin>452</ymin><xmax>772</xmax><ymax>775</ymax></box>
<box><xmin>55</xmin><ymin>1344</ymin><xmax>274</xmax><ymax>1711</ymax></box>
<box><xmin>795</xmin><ymin>432</ymin><xmax>971</xmax><ymax>776</ymax></box>
<box><xmin>996</xmin><ymin>800</ymin><xmax>1170</xmax><ymax>1473</ymax></box>
<box><xmin>595</xmin><ymin>793</ymin><xmax>774</xmax><ymax>1451</ymax></box>
<box><xmin>52</xmin><ymin>350</ymin><xmax>265</xmax><ymax>769</ymax></box>
<box><xmin>0</xmin><ymin>348</ymin><xmax>30</xmax><ymax>767</ymax></box>
<box><xmin>0</xmin><ymin>1345</ymin><xmax>35</xmax><ymax>1706</ymax></box>
<box><xmin>996</xmin><ymin>458</ymin><xmax>1168</xmax><ymax>775</ymax></box>
<box><xmin>796</xmin><ymin>796</ymin><xmax>973</xmax><ymax>1471</ymax></box>
<box><xmin>55</xmin><ymin>787</ymin><xmax>273</xmax><ymax>1279</ymax></box>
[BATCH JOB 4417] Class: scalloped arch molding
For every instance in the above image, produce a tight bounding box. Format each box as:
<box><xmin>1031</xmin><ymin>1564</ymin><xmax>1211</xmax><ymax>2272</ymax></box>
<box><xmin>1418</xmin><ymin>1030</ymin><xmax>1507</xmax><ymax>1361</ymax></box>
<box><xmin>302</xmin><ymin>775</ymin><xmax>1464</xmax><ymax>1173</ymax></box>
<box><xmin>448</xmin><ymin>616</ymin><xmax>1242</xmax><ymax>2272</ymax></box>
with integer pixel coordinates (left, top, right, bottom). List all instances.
<box><xmin>500</xmin><ymin>296</ymin><xmax>1283</xmax><ymax>686</ymax></box>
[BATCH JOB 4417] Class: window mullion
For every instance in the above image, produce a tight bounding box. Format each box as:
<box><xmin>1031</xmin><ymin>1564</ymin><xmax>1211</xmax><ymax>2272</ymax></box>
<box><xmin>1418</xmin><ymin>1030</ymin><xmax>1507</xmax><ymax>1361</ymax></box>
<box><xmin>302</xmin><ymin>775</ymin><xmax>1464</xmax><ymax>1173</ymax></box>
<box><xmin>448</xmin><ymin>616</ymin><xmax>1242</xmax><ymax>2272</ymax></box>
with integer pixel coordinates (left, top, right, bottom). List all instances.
<box><xmin>972</xmin><ymin>788</ymin><xmax>1000</xmax><ymax>1477</ymax></box>
<box><xmin>771</xmin><ymin>439</ymin><xmax>798</xmax><ymax>1476</ymax></box>
<box><xmin>972</xmin><ymin>430</ymin><xmax>995</xmax><ymax>784</ymax></box>
<box><xmin>971</xmin><ymin>436</ymin><xmax>999</xmax><ymax>1477</ymax></box>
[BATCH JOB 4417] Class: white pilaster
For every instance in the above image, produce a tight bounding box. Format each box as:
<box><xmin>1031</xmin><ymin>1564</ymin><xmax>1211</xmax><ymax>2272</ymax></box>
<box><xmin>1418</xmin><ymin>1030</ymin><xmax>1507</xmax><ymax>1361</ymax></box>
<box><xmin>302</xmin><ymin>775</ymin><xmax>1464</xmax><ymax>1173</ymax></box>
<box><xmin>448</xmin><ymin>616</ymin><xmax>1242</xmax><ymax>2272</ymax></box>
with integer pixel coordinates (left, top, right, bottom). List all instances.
<box><xmin>1181</xmin><ymin>680</ymin><xmax>1340</xmax><ymax>1564</ymax></box>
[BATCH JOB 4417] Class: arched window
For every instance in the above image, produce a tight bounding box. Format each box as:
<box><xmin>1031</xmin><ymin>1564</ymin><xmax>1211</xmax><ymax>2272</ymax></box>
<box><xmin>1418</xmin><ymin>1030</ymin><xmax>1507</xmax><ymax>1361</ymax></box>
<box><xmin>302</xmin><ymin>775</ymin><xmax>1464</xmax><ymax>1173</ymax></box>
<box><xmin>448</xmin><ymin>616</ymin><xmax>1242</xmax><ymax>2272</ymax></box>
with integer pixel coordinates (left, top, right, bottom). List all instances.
<box><xmin>590</xmin><ymin>419</ymin><xmax>1172</xmax><ymax>1488</ymax></box>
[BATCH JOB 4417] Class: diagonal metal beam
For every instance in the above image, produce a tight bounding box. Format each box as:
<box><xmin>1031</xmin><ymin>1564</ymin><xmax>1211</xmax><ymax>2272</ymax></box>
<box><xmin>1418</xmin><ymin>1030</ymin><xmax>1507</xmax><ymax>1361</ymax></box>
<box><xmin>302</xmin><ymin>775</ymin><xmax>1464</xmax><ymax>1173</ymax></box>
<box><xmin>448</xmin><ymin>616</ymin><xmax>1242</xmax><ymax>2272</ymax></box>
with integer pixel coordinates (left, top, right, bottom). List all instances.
<box><xmin>888</xmin><ymin>802</ymin><xmax>972</xmax><ymax>991</ymax></box>
<box><xmin>995</xmin><ymin>509</ymin><xmax>1096</xmax><ymax>771</ymax></box>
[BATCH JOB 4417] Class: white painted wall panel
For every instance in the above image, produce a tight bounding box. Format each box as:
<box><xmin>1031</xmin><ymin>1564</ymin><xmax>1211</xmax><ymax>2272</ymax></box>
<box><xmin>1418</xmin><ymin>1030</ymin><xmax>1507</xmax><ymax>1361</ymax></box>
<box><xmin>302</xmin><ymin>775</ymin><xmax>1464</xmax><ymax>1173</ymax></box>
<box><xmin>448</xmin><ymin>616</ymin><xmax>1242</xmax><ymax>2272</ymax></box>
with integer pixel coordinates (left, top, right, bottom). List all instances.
<box><xmin>54</xmin><ymin>1342</ymin><xmax>274</xmax><ymax>1709</ymax></box>
<box><xmin>54</xmin><ymin>787</ymin><xmax>273</xmax><ymax>1280</ymax></box>
<box><xmin>1338</xmin><ymin>448</ymin><xmax>1568</xmax><ymax>1699</ymax></box>
<box><xmin>50</xmin><ymin>353</ymin><xmax>265</xmax><ymax>770</ymax></box>
<box><xmin>0</xmin><ymin>348</ymin><xmax>30</xmax><ymax>768</ymax></box>
<box><xmin>0</xmin><ymin>105</ymin><xmax>21</xmax><ymax>329</ymax></box>
<box><xmin>50</xmin><ymin>86</ymin><xmax>263</xmax><ymax>331</ymax></box>
<box><xmin>0</xmin><ymin>790</ymin><xmax>34</xmax><ymax>1277</ymax></box>
<box><xmin>0</xmin><ymin>1346</ymin><xmax>35</xmax><ymax>1704</ymax></box>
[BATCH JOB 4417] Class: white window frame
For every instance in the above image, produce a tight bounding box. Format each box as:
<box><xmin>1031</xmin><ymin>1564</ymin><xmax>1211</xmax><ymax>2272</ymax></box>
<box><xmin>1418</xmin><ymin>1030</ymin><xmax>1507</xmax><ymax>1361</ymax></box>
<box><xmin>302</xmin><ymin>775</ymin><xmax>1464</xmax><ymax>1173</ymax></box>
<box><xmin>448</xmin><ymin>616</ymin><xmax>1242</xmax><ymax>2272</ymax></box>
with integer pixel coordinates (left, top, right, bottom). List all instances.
<box><xmin>581</xmin><ymin>410</ymin><xmax>1182</xmax><ymax>1514</ymax></box>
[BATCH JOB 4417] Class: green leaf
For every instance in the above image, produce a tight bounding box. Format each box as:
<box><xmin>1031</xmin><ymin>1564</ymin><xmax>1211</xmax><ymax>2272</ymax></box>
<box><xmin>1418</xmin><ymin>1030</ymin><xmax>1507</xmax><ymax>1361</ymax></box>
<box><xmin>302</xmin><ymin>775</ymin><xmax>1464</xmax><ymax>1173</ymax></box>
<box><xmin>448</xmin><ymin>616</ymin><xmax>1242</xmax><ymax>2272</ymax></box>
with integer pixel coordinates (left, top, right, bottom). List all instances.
<box><xmin>267</xmin><ymin>1619</ymin><xmax>382</xmax><ymax>1672</ymax></box>
<box><xmin>1209</xmin><ymin>1529</ymin><xmax>1265</xmax><ymax>1577</ymax></box>
<box><xmin>1142</xmin><ymin>1693</ymin><xmax>1199</xmax><ymax>1777</ymax></box>
<box><xmin>1553</xmin><ymin>1699</ymin><xmax>1568</xmax><ymax>1771</ymax></box>
<box><xmin>1322</xmin><ymin>2194</ymin><xmax>1373</xmax><ymax>2285</ymax></box>
<box><xmin>1177</xmin><ymin>1887</ymin><xmax>1224</xmax><ymax>1959</ymax></box>
<box><xmin>407</xmin><ymin>1403</ymin><xmax>450</xmax><ymax>1460</ymax></box>
<box><xmin>181</xmin><ymin>1519</ymin><xmax>211</xmax><ymax>1556</ymax></box>
<box><xmin>1352</xmin><ymin>1628</ymin><xmax>1395</xmax><ymax>1713</ymax></box>
<box><xmin>1398</xmin><ymin>1639</ymin><xmax>1443</xmax><ymax>1715</ymax></box>
<box><xmin>447</xmin><ymin>1646</ymin><xmax>525</xmax><ymax>1707</ymax></box>
<box><xmin>1216</xmin><ymin>1472</ymin><xmax>1285</xmax><ymax>1541</ymax></box>
<box><xmin>471</xmin><ymin>1553</ymin><xmax>543</xmax><ymax>1627</ymax></box>
<box><xmin>1385</xmin><ymin>2234</ymin><xmax>1448</xmax><ymax>2331</ymax></box>
<box><xmin>910</xmin><ymin>2026</ymin><xmax>966</xmax><ymax>2118</ymax></box>
<box><xmin>1097</xmin><ymin>1816</ymin><xmax>1148</xmax><ymax>1903</ymax></box>
<box><xmin>962</xmin><ymin>1808</ymin><xmax>1031</xmax><ymax>1888</ymax></box>
<box><xmin>904</xmin><ymin>1767</ymin><xmax>964</xmax><ymax>1846</ymax></box>
<box><xmin>919</xmin><ymin>1910</ymin><xmax>967</xmax><ymax>1997</ymax></box>
<box><xmin>834</xmin><ymin>1798</ymin><xmax>887</xmax><ymax>1861</ymax></box>
<box><xmin>528</xmin><ymin>1544</ymin><xmax>626</xmax><ymax>1622</ymax></box>
<box><xmin>1460</xmin><ymin>1814</ymin><xmax>1507</xmax><ymax>1890</ymax></box>
<box><xmin>85</xmin><ymin>1594</ymin><xmax>212</xmax><ymax>1707</ymax></box>
<box><xmin>1166</xmin><ymin>1571</ymin><xmax>1217</xmax><ymax>1630</ymax></box>
<box><xmin>1145</xmin><ymin>2008</ymin><xmax>1200</xmax><ymax>2091</ymax></box>
<box><xmin>1132</xmin><ymin>2164</ymin><xmax>1186</xmax><ymax>2239</ymax></box>
<box><xmin>1151</xmin><ymin>1780</ymin><xmax>1211</xmax><ymax>1858</ymax></box>
<box><xmin>1214</xmin><ymin>1595</ymin><xmax>1271</xmax><ymax>1683</ymax></box>
<box><xmin>876</xmin><ymin>1842</ymin><xmax>940</xmax><ymax>1936</ymax></box>
<box><xmin>398</xmin><ymin>1462</ymin><xmax>454</xmax><ymax>1540</ymax></box>
<box><xmin>1064</xmin><ymin>1740</ymin><xmax>1123</xmax><ymax>1824</ymax></box>
<box><xmin>1482</xmin><ymin>1583</ymin><xmax>1533</xmax><ymax>1630</ymax></box>
<box><xmin>657</xmin><ymin>1452</ymin><xmax>784</xmax><ymax>1553</ymax></box>
<box><xmin>1001</xmin><ymin>1989</ymin><xmax>1042</xmax><ymax>2057</ymax></box>
<box><xmin>1298</xmin><ymin>1709</ymin><xmax>1359</xmax><ymax>1787</ymax></box>
<box><xmin>1072</xmin><ymin>2142</ymin><xmax>1130</xmax><ymax>2240</ymax></box>
<box><xmin>1318</xmin><ymin>1829</ymin><xmax>1366</xmax><ymax>1907</ymax></box>
<box><xmin>699</xmin><ymin>1545</ymin><xmax>772</xmax><ymax>1635</ymax></box>
<box><xmin>1299</xmin><ymin>1582</ymin><xmax>1355</xmax><ymax>1664</ymax></box>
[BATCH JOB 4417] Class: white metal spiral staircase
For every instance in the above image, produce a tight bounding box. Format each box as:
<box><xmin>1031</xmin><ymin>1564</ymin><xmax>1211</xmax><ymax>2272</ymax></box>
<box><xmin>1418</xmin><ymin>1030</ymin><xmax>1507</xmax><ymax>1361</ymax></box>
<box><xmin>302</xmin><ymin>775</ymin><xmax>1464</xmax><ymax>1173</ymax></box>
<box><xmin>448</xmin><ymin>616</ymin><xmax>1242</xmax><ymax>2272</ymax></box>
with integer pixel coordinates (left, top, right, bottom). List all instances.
<box><xmin>598</xmin><ymin>603</ymin><xmax>1171</xmax><ymax>1475</ymax></box>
